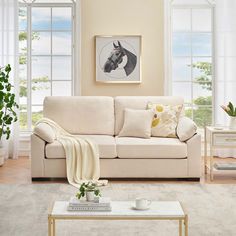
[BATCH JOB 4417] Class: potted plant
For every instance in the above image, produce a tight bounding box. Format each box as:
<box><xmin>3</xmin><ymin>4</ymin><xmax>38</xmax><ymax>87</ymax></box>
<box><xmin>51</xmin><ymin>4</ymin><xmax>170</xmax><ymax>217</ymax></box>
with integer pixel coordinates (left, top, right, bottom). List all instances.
<box><xmin>221</xmin><ymin>102</ymin><xmax>236</xmax><ymax>129</ymax></box>
<box><xmin>76</xmin><ymin>182</ymin><xmax>101</xmax><ymax>202</ymax></box>
<box><xmin>0</xmin><ymin>64</ymin><xmax>19</xmax><ymax>166</ymax></box>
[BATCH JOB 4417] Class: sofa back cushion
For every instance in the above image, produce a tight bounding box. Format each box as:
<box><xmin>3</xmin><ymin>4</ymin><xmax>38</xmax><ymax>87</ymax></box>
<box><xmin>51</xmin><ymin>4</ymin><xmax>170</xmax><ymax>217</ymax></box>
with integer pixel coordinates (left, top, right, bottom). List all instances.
<box><xmin>43</xmin><ymin>96</ymin><xmax>115</xmax><ymax>135</ymax></box>
<box><xmin>114</xmin><ymin>96</ymin><xmax>184</xmax><ymax>135</ymax></box>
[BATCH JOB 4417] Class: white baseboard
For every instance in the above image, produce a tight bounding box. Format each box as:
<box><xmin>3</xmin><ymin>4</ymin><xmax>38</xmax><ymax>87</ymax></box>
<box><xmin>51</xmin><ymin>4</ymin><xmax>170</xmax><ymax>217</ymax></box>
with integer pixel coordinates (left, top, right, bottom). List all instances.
<box><xmin>19</xmin><ymin>133</ymin><xmax>31</xmax><ymax>157</ymax></box>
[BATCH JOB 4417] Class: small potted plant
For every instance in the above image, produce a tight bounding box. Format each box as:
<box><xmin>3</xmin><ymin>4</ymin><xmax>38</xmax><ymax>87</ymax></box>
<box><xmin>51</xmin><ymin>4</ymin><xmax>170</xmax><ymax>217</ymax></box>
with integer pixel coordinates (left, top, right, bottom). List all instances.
<box><xmin>221</xmin><ymin>102</ymin><xmax>236</xmax><ymax>129</ymax></box>
<box><xmin>76</xmin><ymin>182</ymin><xmax>101</xmax><ymax>202</ymax></box>
<box><xmin>0</xmin><ymin>64</ymin><xmax>19</xmax><ymax>166</ymax></box>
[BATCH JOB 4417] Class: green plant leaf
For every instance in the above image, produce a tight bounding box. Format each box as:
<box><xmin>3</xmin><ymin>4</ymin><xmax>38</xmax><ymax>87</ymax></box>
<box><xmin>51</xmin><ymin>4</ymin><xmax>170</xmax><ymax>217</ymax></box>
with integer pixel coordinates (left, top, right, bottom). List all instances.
<box><xmin>5</xmin><ymin>64</ymin><xmax>11</xmax><ymax>73</ymax></box>
<box><xmin>0</xmin><ymin>64</ymin><xmax>18</xmax><ymax>141</ymax></box>
<box><xmin>0</xmin><ymin>84</ymin><xmax>4</xmax><ymax>90</ymax></box>
<box><xmin>94</xmin><ymin>189</ymin><xmax>101</xmax><ymax>196</ymax></box>
<box><xmin>6</xmin><ymin>130</ymin><xmax>10</xmax><ymax>140</ymax></box>
<box><xmin>228</xmin><ymin>102</ymin><xmax>234</xmax><ymax>113</ymax></box>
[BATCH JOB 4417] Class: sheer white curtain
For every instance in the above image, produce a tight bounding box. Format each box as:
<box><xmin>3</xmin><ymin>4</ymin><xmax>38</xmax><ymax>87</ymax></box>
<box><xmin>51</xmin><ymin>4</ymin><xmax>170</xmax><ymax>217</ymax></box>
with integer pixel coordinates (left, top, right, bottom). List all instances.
<box><xmin>214</xmin><ymin>0</ymin><xmax>236</xmax><ymax>157</ymax></box>
<box><xmin>0</xmin><ymin>0</ymin><xmax>19</xmax><ymax>159</ymax></box>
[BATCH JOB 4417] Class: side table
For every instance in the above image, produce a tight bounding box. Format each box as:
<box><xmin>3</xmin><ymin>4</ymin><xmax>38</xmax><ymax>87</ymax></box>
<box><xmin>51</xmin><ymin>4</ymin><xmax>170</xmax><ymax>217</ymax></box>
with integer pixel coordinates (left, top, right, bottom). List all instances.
<box><xmin>204</xmin><ymin>126</ymin><xmax>236</xmax><ymax>180</ymax></box>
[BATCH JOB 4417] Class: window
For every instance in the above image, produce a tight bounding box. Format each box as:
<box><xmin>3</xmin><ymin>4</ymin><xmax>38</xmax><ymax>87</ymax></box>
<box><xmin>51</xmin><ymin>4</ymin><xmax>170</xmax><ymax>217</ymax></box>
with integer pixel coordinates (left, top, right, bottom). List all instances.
<box><xmin>18</xmin><ymin>1</ymin><xmax>75</xmax><ymax>131</ymax></box>
<box><xmin>170</xmin><ymin>1</ymin><xmax>214</xmax><ymax>130</ymax></box>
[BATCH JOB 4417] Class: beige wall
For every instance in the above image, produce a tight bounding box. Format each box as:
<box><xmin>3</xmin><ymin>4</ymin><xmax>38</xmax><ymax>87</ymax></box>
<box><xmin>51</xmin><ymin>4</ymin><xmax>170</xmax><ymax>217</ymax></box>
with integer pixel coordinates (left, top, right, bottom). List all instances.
<box><xmin>79</xmin><ymin>0</ymin><xmax>164</xmax><ymax>96</ymax></box>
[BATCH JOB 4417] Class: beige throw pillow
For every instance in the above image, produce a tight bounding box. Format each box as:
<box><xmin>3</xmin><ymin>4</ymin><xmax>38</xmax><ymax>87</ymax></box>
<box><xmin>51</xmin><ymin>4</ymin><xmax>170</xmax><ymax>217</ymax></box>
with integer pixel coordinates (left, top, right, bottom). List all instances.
<box><xmin>118</xmin><ymin>109</ymin><xmax>154</xmax><ymax>138</ymax></box>
<box><xmin>147</xmin><ymin>102</ymin><xmax>183</xmax><ymax>138</ymax></box>
<box><xmin>177</xmin><ymin>117</ymin><xmax>197</xmax><ymax>141</ymax></box>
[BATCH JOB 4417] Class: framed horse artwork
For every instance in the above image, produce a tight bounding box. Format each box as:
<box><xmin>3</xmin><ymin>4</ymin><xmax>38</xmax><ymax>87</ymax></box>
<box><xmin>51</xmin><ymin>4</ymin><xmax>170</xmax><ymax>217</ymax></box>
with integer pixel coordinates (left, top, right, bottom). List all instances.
<box><xmin>95</xmin><ymin>35</ymin><xmax>141</xmax><ymax>83</ymax></box>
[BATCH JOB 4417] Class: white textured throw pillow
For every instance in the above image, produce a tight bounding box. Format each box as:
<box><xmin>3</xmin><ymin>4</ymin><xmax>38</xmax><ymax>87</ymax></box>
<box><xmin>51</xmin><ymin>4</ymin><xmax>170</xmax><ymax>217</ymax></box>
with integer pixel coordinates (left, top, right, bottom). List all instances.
<box><xmin>118</xmin><ymin>109</ymin><xmax>154</xmax><ymax>138</ymax></box>
<box><xmin>147</xmin><ymin>102</ymin><xmax>183</xmax><ymax>138</ymax></box>
<box><xmin>34</xmin><ymin>123</ymin><xmax>56</xmax><ymax>143</ymax></box>
<box><xmin>177</xmin><ymin>117</ymin><xmax>197</xmax><ymax>142</ymax></box>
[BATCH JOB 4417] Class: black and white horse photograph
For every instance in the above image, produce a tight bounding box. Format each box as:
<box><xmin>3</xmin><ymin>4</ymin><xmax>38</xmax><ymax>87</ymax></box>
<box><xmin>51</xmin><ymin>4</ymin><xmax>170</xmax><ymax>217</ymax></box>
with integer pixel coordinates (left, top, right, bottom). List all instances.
<box><xmin>95</xmin><ymin>36</ymin><xmax>141</xmax><ymax>83</ymax></box>
<box><xmin>103</xmin><ymin>40</ymin><xmax>137</xmax><ymax>77</ymax></box>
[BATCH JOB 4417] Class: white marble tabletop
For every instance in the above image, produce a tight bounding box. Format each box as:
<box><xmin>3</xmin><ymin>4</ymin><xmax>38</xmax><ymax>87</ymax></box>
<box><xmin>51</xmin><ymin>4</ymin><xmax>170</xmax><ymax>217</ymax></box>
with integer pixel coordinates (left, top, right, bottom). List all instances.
<box><xmin>50</xmin><ymin>201</ymin><xmax>185</xmax><ymax>218</ymax></box>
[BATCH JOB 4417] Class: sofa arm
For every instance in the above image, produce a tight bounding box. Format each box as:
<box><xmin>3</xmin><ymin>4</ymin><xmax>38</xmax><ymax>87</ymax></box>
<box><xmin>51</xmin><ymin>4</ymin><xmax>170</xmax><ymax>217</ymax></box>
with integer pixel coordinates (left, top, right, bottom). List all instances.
<box><xmin>177</xmin><ymin>116</ymin><xmax>197</xmax><ymax>142</ymax></box>
<box><xmin>31</xmin><ymin>134</ymin><xmax>46</xmax><ymax>178</ymax></box>
<box><xmin>186</xmin><ymin>133</ymin><xmax>201</xmax><ymax>178</ymax></box>
<box><xmin>33</xmin><ymin>123</ymin><xmax>55</xmax><ymax>143</ymax></box>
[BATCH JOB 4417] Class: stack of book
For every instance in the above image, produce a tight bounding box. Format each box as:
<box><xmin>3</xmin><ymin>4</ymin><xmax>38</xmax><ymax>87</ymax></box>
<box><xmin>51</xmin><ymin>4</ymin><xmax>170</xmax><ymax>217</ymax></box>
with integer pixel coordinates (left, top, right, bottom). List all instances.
<box><xmin>67</xmin><ymin>197</ymin><xmax>112</xmax><ymax>212</ymax></box>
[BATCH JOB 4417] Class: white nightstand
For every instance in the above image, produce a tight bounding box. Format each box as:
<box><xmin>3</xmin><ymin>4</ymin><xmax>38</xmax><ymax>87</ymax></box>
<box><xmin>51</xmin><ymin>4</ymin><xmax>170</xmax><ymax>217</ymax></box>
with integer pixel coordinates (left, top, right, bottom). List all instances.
<box><xmin>204</xmin><ymin>126</ymin><xmax>236</xmax><ymax>181</ymax></box>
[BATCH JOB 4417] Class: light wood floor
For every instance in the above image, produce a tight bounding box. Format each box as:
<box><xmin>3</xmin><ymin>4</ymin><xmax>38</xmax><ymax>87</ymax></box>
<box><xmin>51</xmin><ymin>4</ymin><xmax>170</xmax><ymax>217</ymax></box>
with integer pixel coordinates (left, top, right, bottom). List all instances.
<box><xmin>0</xmin><ymin>156</ymin><xmax>236</xmax><ymax>184</ymax></box>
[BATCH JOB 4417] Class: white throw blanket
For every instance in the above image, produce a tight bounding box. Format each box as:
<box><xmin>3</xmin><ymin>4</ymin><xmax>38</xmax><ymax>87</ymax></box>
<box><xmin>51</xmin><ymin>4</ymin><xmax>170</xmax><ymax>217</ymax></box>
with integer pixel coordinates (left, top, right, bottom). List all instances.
<box><xmin>36</xmin><ymin>118</ymin><xmax>107</xmax><ymax>188</ymax></box>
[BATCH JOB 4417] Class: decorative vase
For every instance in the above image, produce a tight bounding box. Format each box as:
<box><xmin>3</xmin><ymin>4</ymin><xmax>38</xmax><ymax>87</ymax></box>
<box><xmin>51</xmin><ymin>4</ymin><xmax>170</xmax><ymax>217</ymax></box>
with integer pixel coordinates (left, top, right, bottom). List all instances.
<box><xmin>0</xmin><ymin>142</ymin><xmax>5</xmax><ymax>167</ymax></box>
<box><xmin>86</xmin><ymin>191</ymin><xmax>95</xmax><ymax>202</ymax></box>
<box><xmin>229</xmin><ymin>116</ymin><xmax>236</xmax><ymax>129</ymax></box>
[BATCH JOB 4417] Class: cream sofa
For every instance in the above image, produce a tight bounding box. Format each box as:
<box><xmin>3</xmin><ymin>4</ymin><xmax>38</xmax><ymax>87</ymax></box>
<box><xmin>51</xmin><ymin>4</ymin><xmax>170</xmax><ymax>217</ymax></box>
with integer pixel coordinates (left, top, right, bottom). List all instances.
<box><xmin>31</xmin><ymin>96</ymin><xmax>201</xmax><ymax>180</ymax></box>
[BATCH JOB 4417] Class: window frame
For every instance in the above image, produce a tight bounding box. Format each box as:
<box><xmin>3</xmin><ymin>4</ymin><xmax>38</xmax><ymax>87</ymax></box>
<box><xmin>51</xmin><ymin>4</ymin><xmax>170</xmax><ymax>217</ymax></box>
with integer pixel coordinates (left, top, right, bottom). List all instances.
<box><xmin>19</xmin><ymin>1</ymin><xmax>76</xmax><ymax>133</ymax></box>
<box><xmin>164</xmin><ymin>0</ymin><xmax>216</xmax><ymax>128</ymax></box>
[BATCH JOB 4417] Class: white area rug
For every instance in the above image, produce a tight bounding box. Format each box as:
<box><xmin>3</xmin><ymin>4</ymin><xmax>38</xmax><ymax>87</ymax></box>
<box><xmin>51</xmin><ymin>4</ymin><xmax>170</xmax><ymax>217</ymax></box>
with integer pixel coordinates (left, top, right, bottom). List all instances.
<box><xmin>0</xmin><ymin>183</ymin><xmax>236</xmax><ymax>236</ymax></box>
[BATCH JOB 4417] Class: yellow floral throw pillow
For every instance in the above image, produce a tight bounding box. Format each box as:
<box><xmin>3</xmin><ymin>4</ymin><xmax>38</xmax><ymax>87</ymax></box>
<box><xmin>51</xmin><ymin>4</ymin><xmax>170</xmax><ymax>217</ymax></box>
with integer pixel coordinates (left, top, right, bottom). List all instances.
<box><xmin>147</xmin><ymin>102</ymin><xmax>183</xmax><ymax>138</ymax></box>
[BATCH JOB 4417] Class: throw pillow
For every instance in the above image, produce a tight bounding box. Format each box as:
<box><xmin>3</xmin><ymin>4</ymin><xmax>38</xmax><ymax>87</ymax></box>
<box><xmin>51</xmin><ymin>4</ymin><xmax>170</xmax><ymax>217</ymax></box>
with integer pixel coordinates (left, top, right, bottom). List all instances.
<box><xmin>147</xmin><ymin>102</ymin><xmax>183</xmax><ymax>138</ymax></box>
<box><xmin>177</xmin><ymin>116</ymin><xmax>197</xmax><ymax>141</ymax></box>
<box><xmin>118</xmin><ymin>108</ymin><xmax>154</xmax><ymax>138</ymax></box>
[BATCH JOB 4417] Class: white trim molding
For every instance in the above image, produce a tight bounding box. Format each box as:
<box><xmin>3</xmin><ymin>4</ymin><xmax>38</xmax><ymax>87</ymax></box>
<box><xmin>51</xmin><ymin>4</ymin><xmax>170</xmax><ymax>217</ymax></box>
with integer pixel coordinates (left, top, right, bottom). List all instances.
<box><xmin>19</xmin><ymin>133</ymin><xmax>31</xmax><ymax>157</ymax></box>
<box><xmin>75</xmin><ymin>0</ymin><xmax>81</xmax><ymax>95</ymax></box>
<box><xmin>164</xmin><ymin>0</ymin><xmax>173</xmax><ymax>95</ymax></box>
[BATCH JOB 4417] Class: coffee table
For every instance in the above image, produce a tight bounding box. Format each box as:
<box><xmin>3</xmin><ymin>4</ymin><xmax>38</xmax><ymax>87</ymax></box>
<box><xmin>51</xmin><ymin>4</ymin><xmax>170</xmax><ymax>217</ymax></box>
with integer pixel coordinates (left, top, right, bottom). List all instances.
<box><xmin>48</xmin><ymin>201</ymin><xmax>188</xmax><ymax>236</ymax></box>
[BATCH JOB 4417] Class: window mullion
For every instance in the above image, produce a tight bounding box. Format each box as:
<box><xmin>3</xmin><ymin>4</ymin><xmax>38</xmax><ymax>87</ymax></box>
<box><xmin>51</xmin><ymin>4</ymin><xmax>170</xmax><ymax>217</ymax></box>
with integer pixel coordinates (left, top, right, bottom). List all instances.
<box><xmin>71</xmin><ymin>5</ymin><xmax>75</xmax><ymax>95</ymax></box>
<box><xmin>50</xmin><ymin>7</ymin><xmax>53</xmax><ymax>96</ymax></box>
<box><xmin>27</xmin><ymin>4</ymin><xmax>32</xmax><ymax>131</ymax></box>
<box><xmin>190</xmin><ymin>8</ymin><xmax>194</xmax><ymax>121</ymax></box>
<box><xmin>211</xmin><ymin>7</ymin><xmax>215</xmax><ymax>126</ymax></box>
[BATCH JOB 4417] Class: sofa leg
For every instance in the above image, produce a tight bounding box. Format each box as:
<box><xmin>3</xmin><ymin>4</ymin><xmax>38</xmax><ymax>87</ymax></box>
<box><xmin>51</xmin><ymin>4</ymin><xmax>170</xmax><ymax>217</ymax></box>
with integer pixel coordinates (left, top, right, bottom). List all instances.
<box><xmin>32</xmin><ymin>178</ymin><xmax>50</xmax><ymax>181</ymax></box>
<box><xmin>186</xmin><ymin>178</ymin><xmax>200</xmax><ymax>181</ymax></box>
<box><xmin>32</xmin><ymin>177</ymin><xmax>66</xmax><ymax>181</ymax></box>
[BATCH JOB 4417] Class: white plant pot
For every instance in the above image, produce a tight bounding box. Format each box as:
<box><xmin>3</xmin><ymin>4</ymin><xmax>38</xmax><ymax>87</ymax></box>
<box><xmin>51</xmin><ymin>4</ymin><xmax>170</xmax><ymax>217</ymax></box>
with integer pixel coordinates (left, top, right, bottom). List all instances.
<box><xmin>229</xmin><ymin>116</ymin><xmax>236</xmax><ymax>129</ymax></box>
<box><xmin>0</xmin><ymin>145</ymin><xmax>6</xmax><ymax>167</ymax></box>
<box><xmin>86</xmin><ymin>191</ymin><xmax>95</xmax><ymax>202</ymax></box>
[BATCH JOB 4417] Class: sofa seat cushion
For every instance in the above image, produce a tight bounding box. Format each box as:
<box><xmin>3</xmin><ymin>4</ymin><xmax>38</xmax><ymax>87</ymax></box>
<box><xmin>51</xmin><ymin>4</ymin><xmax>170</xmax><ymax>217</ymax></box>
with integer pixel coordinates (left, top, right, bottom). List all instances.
<box><xmin>115</xmin><ymin>137</ymin><xmax>187</xmax><ymax>159</ymax></box>
<box><xmin>46</xmin><ymin>135</ymin><xmax>117</xmax><ymax>159</ymax></box>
